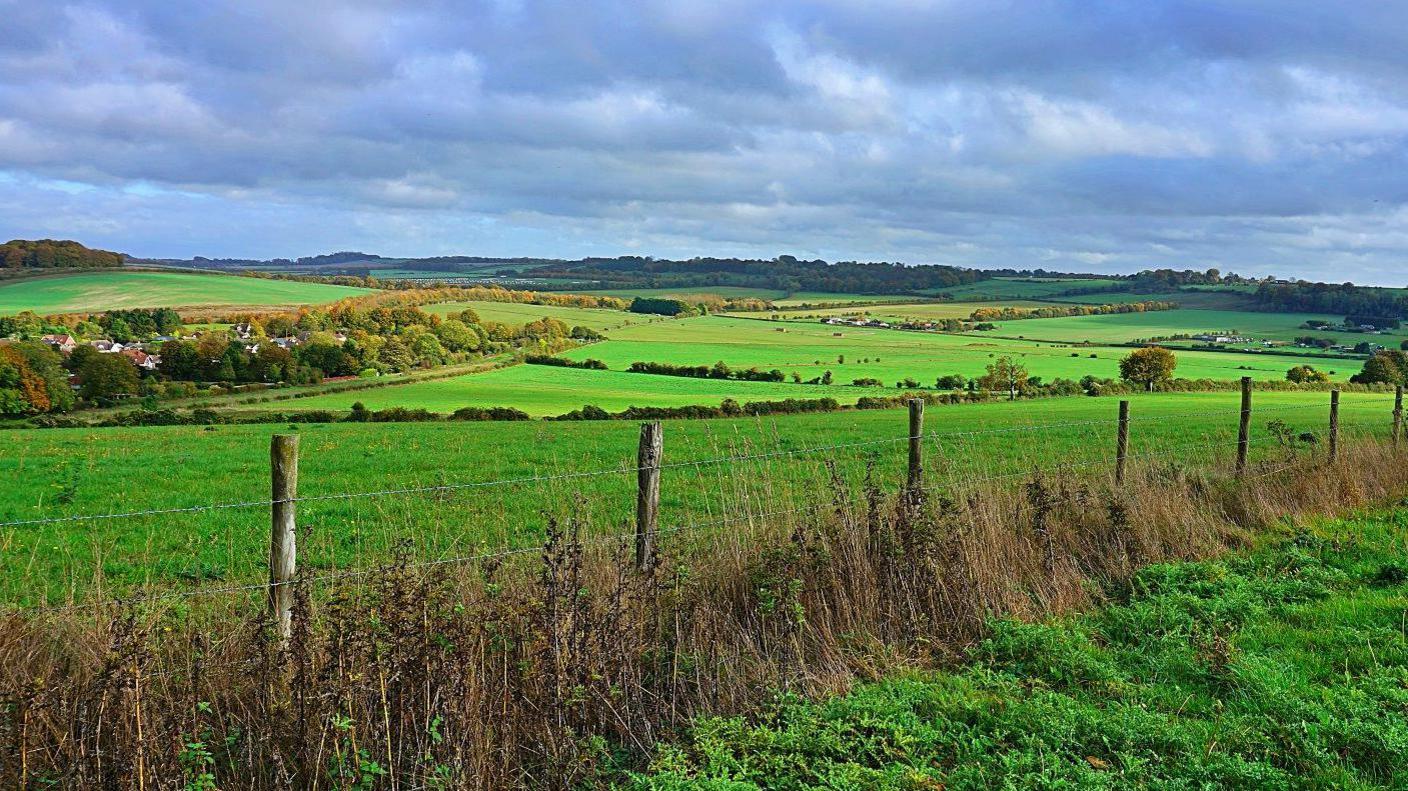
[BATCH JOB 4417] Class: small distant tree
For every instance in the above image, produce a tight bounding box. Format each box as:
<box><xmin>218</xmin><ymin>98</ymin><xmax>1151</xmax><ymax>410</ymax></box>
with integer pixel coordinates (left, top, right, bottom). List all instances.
<box><xmin>820</xmin><ymin>370</ymin><xmax>833</xmax><ymax>385</ymax></box>
<box><xmin>1119</xmin><ymin>347</ymin><xmax>1178</xmax><ymax>391</ymax></box>
<box><xmin>1286</xmin><ymin>364</ymin><xmax>1330</xmax><ymax>384</ymax></box>
<box><xmin>979</xmin><ymin>356</ymin><xmax>1029</xmax><ymax>401</ymax></box>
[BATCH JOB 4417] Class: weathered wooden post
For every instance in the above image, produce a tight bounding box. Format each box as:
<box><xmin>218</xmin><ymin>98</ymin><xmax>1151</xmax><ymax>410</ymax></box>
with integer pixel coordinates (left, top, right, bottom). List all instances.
<box><xmin>269</xmin><ymin>434</ymin><xmax>299</xmax><ymax>645</ymax></box>
<box><xmin>1329</xmin><ymin>389</ymin><xmax>1340</xmax><ymax>463</ymax></box>
<box><xmin>1115</xmin><ymin>400</ymin><xmax>1130</xmax><ymax>486</ymax></box>
<box><xmin>635</xmin><ymin>421</ymin><xmax>663</xmax><ymax>571</ymax></box>
<box><xmin>1394</xmin><ymin>386</ymin><xmax>1403</xmax><ymax>449</ymax></box>
<box><xmin>1236</xmin><ymin>377</ymin><xmax>1252</xmax><ymax>476</ymax></box>
<box><xmin>907</xmin><ymin>399</ymin><xmax>924</xmax><ymax>494</ymax></box>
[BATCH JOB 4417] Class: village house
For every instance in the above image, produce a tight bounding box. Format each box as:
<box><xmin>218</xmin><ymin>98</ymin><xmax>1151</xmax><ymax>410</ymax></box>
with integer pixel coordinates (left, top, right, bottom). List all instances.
<box><xmin>89</xmin><ymin>339</ymin><xmax>125</xmax><ymax>353</ymax></box>
<box><xmin>120</xmin><ymin>348</ymin><xmax>161</xmax><ymax>371</ymax></box>
<box><xmin>40</xmin><ymin>334</ymin><xmax>77</xmax><ymax>354</ymax></box>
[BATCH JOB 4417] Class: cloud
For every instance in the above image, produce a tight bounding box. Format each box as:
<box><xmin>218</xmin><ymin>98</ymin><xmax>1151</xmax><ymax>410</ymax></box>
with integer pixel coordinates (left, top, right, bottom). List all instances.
<box><xmin>1</xmin><ymin>0</ymin><xmax>1407</xmax><ymax>283</ymax></box>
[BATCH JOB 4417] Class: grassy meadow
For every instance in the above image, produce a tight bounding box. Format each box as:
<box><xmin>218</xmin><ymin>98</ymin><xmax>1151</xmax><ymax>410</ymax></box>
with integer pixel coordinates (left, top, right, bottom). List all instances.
<box><xmin>423</xmin><ymin>299</ymin><xmax>646</xmax><ymax>331</ymax></box>
<box><xmin>0</xmin><ymin>270</ymin><xmax>372</xmax><ymax>315</ymax></box>
<box><xmin>559</xmin><ymin>315</ymin><xmax>1349</xmax><ymax>383</ymax></box>
<box><xmin>249</xmin><ymin>306</ymin><xmax>1370</xmax><ymax>418</ymax></box>
<box><xmin>282</xmin><ymin>363</ymin><xmax>865</xmax><ymax>414</ymax></box>
<box><xmin>1</xmin><ymin>388</ymin><xmax>1394</xmax><ymax>604</ymax></box>
<box><xmin>919</xmin><ymin>276</ymin><xmax>1123</xmax><ymax>299</ymax></box>
<box><xmin>637</xmin><ymin>511</ymin><xmax>1408</xmax><ymax>788</ymax></box>
<box><xmin>966</xmin><ymin>307</ymin><xmax>1403</xmax><ymax>347</ymax></box>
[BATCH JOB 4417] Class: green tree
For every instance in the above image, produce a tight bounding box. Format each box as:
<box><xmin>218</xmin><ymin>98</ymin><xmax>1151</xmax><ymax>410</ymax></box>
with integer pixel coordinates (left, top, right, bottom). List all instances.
<box><xmin>979</xmin><ymin>356</ymin><xmax>1029</xmax><ymax>400</ymax></box>
<box><xmin>251</xmin><ymin>345</ymin><xmax>294</xmax><ymax>382</ymax></box>
<box><xmin>74</xmin><ymin>353</ymin><xmax>140</xmax><ymax>402</ymax></box>
<box><xmin>434</xmin><ymin>319</ymin><xmax>479</xmax><ymax>352</ymax></box>
<box><xmin>1119</xmin><ymin>347</ymin><xmax>1178</xmax><ymax>391</ymax></box>
<box><xmin>378</xmin><ymin>339</ymin><xmax>415</xmax><ymax>373</ymax></box>
<box><xmin>410</xmin><ymin>333</ymin><xmax>447</xmax><ymax>366</ymax></box>
<box><xmin>158</xmin><ymin>340</ymin><xmax>202</xmax><ymax>380</ymax></box>
<box><xmin>298</xmin><ymin>342</ymin><xmax>351</xmax><ymax>377</ymax></box>
<box><xmin>1351</xmin><ymin>350</ymin><xmax>1408</xmax><ymax>386</ymax></box>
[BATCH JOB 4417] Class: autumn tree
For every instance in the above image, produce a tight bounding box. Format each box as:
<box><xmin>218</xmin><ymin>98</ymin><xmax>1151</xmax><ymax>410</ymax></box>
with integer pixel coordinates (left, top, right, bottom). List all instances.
<box><xmin>1286</xmin><ymin>364</ymin><xmax>1330</xmax><ymax>384</ymax></box>
<box><xmin>979</xmin><ymin>355</ymin><xmax>1029</xmax><ymax>400</ymax></box>
<box><xmin>1119</xmin><ymin>347</ymin><xmax>1178</xmax><ymax>391</ymax></box>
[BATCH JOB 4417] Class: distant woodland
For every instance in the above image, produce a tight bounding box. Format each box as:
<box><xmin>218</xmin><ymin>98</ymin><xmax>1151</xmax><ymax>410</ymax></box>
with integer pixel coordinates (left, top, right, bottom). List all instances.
<box><xmin>1</xmin><ymin>239</ymin><xmax>123</xmax><ymax>269</ymax></box>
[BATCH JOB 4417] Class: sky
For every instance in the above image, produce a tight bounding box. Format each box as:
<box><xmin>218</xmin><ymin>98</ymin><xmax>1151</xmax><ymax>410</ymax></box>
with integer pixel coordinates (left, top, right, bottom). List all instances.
<box><xmin>2</xmin><ymin>1</ymin><xmax>1407</xmax><ymax>284</ymax></box>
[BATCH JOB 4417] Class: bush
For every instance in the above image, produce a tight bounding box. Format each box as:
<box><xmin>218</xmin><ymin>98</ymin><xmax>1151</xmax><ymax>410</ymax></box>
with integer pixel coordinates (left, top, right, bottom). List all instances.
<box><xmin>450</xmin><ymin>406</ymin><xmax>531</xmax><ymax>421</ymax></box>
<box><xmin>525</xmin><ymin>355</ymin><xmax>608</xmax><ymax>370</ymax></box>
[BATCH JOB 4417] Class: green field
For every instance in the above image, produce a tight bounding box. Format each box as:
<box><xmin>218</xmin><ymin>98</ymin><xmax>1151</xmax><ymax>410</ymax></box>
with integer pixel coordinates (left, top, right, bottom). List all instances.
<box><xmin>247</xmin><ymin>310</ymin><xmax>1368</xmax><ymax>419</ymax></box>
<box><xmin>752</xmin><ymin>300</ymin><xmax>1055</xmax><ymax>321</ymax></box>
<box><xmin>423</xmin><ymin>299</ymin><xmax>641</xmax><ymax>331</ymax></box>
<box><xmin>967</xmin><ymin>308</ymin><xmax>1404</xmax><ymax>348</ymax></box>
<box><xmin>283</xmin><ymin>363</ymin><xmax>865</xmax><ymax>415</ymax></box>
<box><xmin>1043</xmin><ymin>288</ymin><xmax>1254</xmax><ymax>309</ymax></box>
<box><xmin>770</xmin><ymin>292</ymin><xmax>934</xmax><ymax>306</ymax></box>
<box><xmin>640</xmin><ymin>511</ymin><xmax>1408</xmax><ymax>788</ymax></box>
<box><xmin>921</xmin><ymin>277</ymin><xmax>1124</xmax><ymax>300</ymax></box>
<box><xmin>0</xmin><ymin>271</ymin><xmax>372</xmax><ymax>315</ymax></box>
<box><xmin>567</xmin><ymin>286</ymin><xmax>923</xmax><ymax>306</ymax></box>
<box><xmin>573</xmin><ymin>286</ymin><xmax>791</xmax><ymax>301</ymax></box>
<box><xmin>556</xmin><ymin>315</ymin><xmax>1352</xmax><ymax>385</ymax></box>
<box><xmin>1</xmin><ymin>389</ymin><xmax>1392</xmax><ymax>603</ymax></box>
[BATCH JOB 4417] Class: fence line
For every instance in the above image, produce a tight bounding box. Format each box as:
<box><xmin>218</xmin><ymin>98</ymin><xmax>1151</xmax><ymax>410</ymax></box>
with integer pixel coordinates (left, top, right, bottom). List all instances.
<box><xmin>0</xmin><ymin>397</ymin><xmax>1387</xmax><ymax>530</ymax></box>
<box><xmin>5</xmin><ymin>388</ymin><xmax>1399</xmax><ymax>616</ymax></box>
<box><xmin>13</xmin><ymin>427</ymin><xmax>1325</xmax><ymax>616</ymax></box>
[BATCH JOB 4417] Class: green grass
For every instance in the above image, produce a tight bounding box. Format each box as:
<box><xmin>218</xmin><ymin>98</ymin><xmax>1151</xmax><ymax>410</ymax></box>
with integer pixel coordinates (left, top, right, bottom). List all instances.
<box><xmin>770</xmin><ymin>292</ymin><xmax>931</xmax><ymax>306</ymax></box>
<box><xmin>282</xmin><ymin>364</ymin><xmax>866</xmax><ymax>415</ymax></box>
<box><xmin>0</xmin><ymin>271</ymin><xmax>373</xmax><ymax>315</ymax></box>
<box><xmin>753</xmin><ymin>300</ymin><xmax>1056</xmax><ymax>321</ymax></box>
<box><xmin>972</xmin><ymin>308</ymin><xmax>1403</xmax><ymax>348</ymax></box>
<box><xmin>423</xmin><ymin>300</ymin><xmax>640</xmax><ymax>331</ymax></box>
<box><xmin>632</xmin><ymin>511</ymin><xmax>1408</xmax><ymax>789</ymax></box>
<box><xmin>0</xmin><ymin>389</ymin><xmax>1393</xmax><ymax>603</ymax></box>
<box><xmin>572</xmin><ymin>286</ymin><xmax>792</xmax><ymax>301</ymax></box>
<box><xmin>1044</xmin><ymin>288</ymin><xmax>1255</xmax><ymax>310</ymax></box>
<box><xmin>265</xmin><ymin>314</ymin><xmax>1362</xmax><ymax>418</ymax></box>
<box><xmin>920</xmin><ymin>277</ymin><xmax>1124</xmax><ymax>300</ymax></box>
<box><xmin>557</xmin><ymin>316</ymin><xmax>1357</xmax><ymax>385</ymax></box>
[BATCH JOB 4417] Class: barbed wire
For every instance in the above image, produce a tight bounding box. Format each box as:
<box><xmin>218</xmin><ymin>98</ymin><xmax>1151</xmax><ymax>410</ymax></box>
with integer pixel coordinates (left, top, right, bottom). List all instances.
<box><xmin>15</xmin><ymin>425</ymin><xmax>1333</xmax><ymax>616</ymax></box>
<box><xmin>3</xmin><ymin>394</ymin><xmax>1392</xmax><ymax>530</ymax></box>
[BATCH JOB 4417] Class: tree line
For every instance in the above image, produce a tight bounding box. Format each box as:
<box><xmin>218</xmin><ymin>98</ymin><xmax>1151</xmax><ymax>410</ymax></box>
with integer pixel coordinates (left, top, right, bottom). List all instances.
<box><xmin>968</xmin><ymin>300</ymin><xmax>1178</xmax><ymax>322</ymax></box>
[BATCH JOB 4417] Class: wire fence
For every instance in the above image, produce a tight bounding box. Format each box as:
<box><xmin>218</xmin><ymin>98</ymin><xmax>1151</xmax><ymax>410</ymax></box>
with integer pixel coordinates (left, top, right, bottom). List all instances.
<box><xmin>3</xmin><ymin>389</ymin><xmax>1404</xmax><ymax>616</ymax></box>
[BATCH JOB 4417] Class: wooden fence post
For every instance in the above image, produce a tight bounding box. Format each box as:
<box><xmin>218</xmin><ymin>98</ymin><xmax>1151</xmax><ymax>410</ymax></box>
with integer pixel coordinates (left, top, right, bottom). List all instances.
<box><xmin>1329</xmin><ymin>389</ymin><xmax>1340</xmax><ymax>463</ymax></box>
<box><xmin>1394</xmin><ymin>386</ymin><xmax>1403</xmax><ymax>449</ymax></box>
<box><xmin>1115</xmin><ymin>400</ymin><xmax>1130</xmax><ymax>486</ymax></box>
<box><xmin>635</xmin><ymin>421</ymin><xmax>663</xmax><ymax>571</ymax></box>
<box><xmin>269</xmin><ymin>434</ymin><xmax>299</xmax><ymax>645</ymax></box>
<box><xmin>907</xmin><ymin>399</ymin><xmax>924</xmax><ymax>494</ymax></box>
<box><xmin>1236</xmin><ymin>377</ymin><xmax>1252</xmax><ymax>476</ymax></box>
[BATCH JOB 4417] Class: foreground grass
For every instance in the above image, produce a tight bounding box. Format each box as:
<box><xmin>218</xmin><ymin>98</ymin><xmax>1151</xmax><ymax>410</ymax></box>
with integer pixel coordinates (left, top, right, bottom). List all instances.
<box><xmin>0</xmin><ymin>270</ymin><xmax>371</xmax><ymax>314</ymax></box>
<box><xmin>634</xmin><ymin>512</ymin><xmax>1408</xmax><ymax>789</ymax></box>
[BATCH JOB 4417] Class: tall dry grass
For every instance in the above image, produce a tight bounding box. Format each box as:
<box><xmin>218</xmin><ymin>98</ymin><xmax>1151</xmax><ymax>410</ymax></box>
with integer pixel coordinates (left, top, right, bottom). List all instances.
<box><xmin>2</xmin><ymin>438</ymin><xmax>1405</xmax><ymax>789</ymax></box>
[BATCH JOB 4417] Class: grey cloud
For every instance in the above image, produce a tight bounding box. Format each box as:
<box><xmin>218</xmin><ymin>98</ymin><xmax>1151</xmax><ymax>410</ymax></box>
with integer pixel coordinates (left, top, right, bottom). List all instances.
<box><xmin>1</xmin><ymin>0</ymin><xmax>1407</xmax><ymax>282</ymax></box>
